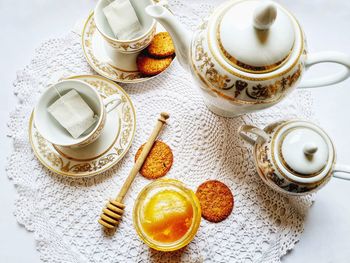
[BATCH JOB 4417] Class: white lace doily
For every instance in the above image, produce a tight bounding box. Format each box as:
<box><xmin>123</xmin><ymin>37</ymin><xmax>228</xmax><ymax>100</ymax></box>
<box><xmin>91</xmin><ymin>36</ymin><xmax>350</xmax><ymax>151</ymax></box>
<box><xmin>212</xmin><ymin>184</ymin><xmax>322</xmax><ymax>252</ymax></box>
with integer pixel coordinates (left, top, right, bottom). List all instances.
<box><xmin>7</xmin><ymin>1</ymin><xmax>316</xmax><ymax>262</ymax></box>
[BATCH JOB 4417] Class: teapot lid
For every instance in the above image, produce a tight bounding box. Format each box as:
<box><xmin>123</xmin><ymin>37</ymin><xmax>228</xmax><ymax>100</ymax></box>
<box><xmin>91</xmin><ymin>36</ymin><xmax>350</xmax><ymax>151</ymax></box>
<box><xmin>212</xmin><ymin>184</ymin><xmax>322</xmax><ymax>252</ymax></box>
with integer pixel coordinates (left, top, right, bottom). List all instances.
<box><xmin>272</xmin><ymin>121</ymin><xmax>335</xmax><ymax>184</ymax></box>
<box><xmin>217</xmin><ymin>0</ymin><xmax>295</xmax><ymax>73</ymax></box>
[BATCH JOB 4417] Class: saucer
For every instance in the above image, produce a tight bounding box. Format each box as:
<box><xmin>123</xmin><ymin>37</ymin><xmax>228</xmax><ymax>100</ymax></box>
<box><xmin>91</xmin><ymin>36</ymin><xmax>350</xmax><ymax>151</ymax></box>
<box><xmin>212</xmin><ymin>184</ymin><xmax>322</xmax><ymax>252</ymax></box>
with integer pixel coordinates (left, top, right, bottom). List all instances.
<box><xmin>29</xmin><ymin>75</ymin><xmax>136</xmax><ymax>177</ymax></box>
<box><xmin>81</xmin><ymin>12</ymin><xmax>174</xmax><ymax>83</ymax></box>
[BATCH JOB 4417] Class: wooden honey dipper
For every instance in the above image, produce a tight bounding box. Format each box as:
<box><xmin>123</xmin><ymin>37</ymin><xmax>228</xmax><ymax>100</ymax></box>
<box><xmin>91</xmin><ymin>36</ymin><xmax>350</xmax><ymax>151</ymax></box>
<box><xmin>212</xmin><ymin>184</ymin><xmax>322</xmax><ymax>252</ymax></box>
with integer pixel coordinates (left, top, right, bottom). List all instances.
<box><xmin>98</xmin><ymin>112</ymin><xmax>170</xmax><ymax>229</ymax></box>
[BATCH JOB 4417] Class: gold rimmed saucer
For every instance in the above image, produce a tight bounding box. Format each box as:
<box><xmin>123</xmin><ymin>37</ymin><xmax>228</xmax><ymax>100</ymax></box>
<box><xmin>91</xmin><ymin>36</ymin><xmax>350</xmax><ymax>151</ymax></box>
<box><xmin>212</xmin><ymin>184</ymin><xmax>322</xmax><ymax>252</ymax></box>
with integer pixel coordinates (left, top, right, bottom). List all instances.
<box><xmin>29</xmin><ymin>75</ymin><xmax>136</xmax><ymax>177</ymax></box>
<box><xmin>81</xmin><ymin>12</ymin><xmax>174</xmax><ymax>83</ymax></box>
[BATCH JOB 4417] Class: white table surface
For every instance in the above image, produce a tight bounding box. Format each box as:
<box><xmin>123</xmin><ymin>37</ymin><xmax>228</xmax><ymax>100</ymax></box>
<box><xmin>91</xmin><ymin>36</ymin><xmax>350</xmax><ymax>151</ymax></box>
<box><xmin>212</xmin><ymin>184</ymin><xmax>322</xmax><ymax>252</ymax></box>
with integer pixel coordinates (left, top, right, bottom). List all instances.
<box><xmin>0</xmin><ymin>0</ymin><xmax>349</xmax><ymax>262</ymax></box>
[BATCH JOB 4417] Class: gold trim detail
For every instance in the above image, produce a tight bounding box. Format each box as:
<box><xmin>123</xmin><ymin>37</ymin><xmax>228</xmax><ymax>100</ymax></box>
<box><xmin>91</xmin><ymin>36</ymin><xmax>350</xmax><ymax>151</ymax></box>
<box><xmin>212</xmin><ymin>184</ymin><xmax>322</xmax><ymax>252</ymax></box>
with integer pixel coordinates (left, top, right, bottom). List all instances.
<box><xmin>33</xmin><ymin>129</ymin><xmax>118</xmax><ymax>174</ymax></box>
<box><xmin>100</xmin><ymin>25</ymin><xmax>156</xmax><ymax>51</ymax></box>
<box><xmin>82</xmin><ymin>13</ymin><xmax>143</xmax><ymax>82</ymax></box>
<box><xmin>193</xmin><ymin>35</ymin><xmax>233</xmax><ymax>90</ymax></box>
<box><xmin>254</xmin><ymin>143</ymin><xmax>322</xmax><ymax>194</ymax></box>
<box><xmin>82</xmin><ymin>13</ymin><xmax>174</xmax><ymax>83</ymax></box>
<box><xmin>270</xmin><ymin>121</ymin><xmax>335</xmax><ymax>185</ymax></box>
<box><xmin>108</xmin><ymin>63</ymin><xmax>139</xmax><ymax>73</ymax></box>
<box><xmin>71</xmin><ymin>110</ymin><xmax>106</xmax><ymax>148</ymax></box>
<box><xmin>277</xmin><ymin>127</ymin><xmax>326</xmax><ymax>178</ymax></box>
<box><xmin>206</xmin><ymin>3</ymin><xmax>305</xmax><ymax>81</ymax></box>
<box><xmin>217</xmin><ymin>34</ymin><xmax>292</xmax><ymax>73</ymax></box>
<box><xmin>191</xmin><ymin>33</ymin><xmax>302</xmax><ymax>105</ymax></box>
<box><xmin>53</xmin><ymin>117</ymin><xmax>122</xmax><ymax>162</ymax></box>
<box><xmin>253</xmin><ymin>129</ymin><xmax>325</xmax><ymax>195</ymax></box>
<box><xmin>29</xmin><ymin>75</ymin><xmax>136</xmax><ymax>177</ymax></box>
<box><xmin>215</xmin><ymin>3</ymin><xmax>293</xmax><ymax>74</ymax></box>
<box><xmin>94</xmin><ymin>10</ymin><xmax>157</xmax><ymax>45</ymax></box>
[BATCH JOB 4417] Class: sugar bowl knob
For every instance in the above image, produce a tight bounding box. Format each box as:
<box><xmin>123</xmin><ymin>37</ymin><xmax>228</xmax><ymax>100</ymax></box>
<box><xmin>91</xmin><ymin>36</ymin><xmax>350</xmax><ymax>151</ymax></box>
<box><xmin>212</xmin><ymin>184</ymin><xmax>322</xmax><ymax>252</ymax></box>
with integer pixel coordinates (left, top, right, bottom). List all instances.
<box><xmin>303</xmin><ymin>143</ymin><xmax>318</xmax><ymax>157</ymax></box>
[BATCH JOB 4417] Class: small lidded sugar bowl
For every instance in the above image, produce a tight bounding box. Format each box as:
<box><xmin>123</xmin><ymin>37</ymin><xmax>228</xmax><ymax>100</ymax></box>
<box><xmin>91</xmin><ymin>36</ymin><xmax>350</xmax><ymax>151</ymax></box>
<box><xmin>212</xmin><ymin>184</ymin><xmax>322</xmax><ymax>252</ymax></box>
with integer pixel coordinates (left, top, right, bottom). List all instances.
<box><xmin>239</xmin><ymin>120</ymin><xmax>350</xmax><ymax>195</ymax></box>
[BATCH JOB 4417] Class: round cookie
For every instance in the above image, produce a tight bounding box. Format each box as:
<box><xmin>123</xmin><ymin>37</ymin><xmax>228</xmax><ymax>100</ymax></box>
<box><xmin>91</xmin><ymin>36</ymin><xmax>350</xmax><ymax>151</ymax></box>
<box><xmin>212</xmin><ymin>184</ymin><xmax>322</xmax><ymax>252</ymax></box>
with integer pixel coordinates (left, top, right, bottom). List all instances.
<box><xmin>135</xmin><ymin>140</ymin><xmax>173</xmax><ymax>179</ymax></box>
<box><xmin>147</xmin><ymin>32</ymin><xmax>175</xmax><ymax>58</ymax></box>
<box><xmin>196</xmin><ymin>180</ymin><xmax>234</xmax><ymax>223</ymax></box>
<box><xmin>137</xmin><ymin>54</ymin><xmax>173</xmax><ymax>76</ymax></box>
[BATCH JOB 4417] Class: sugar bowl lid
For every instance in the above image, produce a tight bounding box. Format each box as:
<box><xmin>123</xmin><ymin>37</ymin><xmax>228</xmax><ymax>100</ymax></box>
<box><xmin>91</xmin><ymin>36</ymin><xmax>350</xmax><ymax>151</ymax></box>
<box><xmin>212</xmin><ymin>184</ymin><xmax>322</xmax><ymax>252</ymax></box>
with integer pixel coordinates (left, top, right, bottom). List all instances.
<box><xmin>272</xmin><ymin>120</ymin><xmax>335</xmax><ymax>184</ymax></box>
<box><xmin>217</xmin><ymin>0</ymin><xmax>296</xmax><ymax>73</ymax></box>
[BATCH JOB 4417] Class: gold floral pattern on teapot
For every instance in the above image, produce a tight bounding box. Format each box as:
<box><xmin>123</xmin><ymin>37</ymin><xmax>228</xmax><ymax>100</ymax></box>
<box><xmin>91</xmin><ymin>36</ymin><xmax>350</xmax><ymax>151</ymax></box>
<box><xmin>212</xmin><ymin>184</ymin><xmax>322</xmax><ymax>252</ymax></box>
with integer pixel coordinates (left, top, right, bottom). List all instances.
<box><xmin>191</xmin><ymin>27</ymin><xmax>305</xmax><ymax>104</ymax></box>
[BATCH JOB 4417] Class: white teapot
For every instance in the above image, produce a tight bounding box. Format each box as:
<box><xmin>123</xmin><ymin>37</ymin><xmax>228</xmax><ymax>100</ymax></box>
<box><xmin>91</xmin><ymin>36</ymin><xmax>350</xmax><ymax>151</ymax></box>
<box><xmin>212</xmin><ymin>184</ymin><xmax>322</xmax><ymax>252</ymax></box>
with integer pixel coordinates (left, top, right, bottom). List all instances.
<box><xmin>239</xmin><ymin>120</ymin><xmax>350</xmax><ymax>195</ymax></box>
<box><xmin>146</xmin><ymin>1</ymin><xmax>350</xmax><ymax>117</ymax></box>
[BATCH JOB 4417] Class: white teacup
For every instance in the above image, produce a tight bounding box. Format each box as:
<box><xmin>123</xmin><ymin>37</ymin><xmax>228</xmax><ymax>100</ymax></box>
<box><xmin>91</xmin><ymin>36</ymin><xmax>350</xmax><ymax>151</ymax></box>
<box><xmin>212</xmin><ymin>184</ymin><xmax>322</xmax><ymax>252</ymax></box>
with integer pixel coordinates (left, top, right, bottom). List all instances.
<box><xmin>94</xmin><ymin>0</ymin><xmax>157</xmax><ymax>53</ymax></box>
<box><xmin>34</xmin><ymin>80</ymin><xmax>121</xmax><ymax>148</ymax></box>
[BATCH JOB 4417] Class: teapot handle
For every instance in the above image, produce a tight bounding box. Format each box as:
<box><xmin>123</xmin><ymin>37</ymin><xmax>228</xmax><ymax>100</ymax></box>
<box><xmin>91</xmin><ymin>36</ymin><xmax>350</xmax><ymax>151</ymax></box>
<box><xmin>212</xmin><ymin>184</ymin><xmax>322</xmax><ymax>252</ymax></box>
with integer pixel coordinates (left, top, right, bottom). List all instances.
<box><xmin>298</xmin><ymin>51</ymin><xmax>350</xmax><ymax>88</ymax></box>
<box><xmin>238</xmin><ymin>125</ymin><xmax>269</xmax><ymax>146</ymax></box>
<box><xmin>333</xmin><ymin>164</ymin><xmax>350</xmax><ymax>181</ymax></box>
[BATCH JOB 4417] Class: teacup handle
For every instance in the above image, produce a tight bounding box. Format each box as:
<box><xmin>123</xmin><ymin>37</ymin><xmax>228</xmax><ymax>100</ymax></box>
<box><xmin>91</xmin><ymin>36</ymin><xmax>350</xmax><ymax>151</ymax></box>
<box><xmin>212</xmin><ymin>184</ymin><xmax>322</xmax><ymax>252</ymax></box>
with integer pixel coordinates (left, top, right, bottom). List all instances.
<box><xmin>238</xmin><ymin>125</ymin><xmax>270</xmax><ymax>146</ymax></box>
<box><xmin>298</xmin><ymin>51</ymin><xmax>350</xmax><ymax>88</ymax></box>
<box><xmin>103</xmin><ymin>94</ymin><xmax>122</xmax><ymax>113</ymax></box>
<box><xmin>333</xmin><ymin>164</ymin><xmax>350</xmax><ymax>181</ymax></box>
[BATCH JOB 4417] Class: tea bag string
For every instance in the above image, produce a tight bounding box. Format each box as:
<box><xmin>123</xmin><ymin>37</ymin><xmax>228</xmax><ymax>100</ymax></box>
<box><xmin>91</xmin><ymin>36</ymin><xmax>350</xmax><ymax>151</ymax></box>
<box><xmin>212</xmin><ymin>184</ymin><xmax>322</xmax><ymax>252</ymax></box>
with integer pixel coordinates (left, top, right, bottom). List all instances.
<box><xmin>54</xmin><ymin>86</ymin><xmax>62</xmax><ymax>98</ymax></box>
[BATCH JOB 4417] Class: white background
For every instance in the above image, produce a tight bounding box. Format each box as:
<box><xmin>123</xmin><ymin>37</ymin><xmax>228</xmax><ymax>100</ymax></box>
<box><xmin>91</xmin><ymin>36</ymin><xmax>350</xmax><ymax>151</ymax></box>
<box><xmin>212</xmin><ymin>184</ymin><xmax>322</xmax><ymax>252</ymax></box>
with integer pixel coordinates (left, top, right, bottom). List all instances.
<box><xmin>0</xmin><ymin>0</ymin><xmax>349</xmax><ymax>262</ymax></box>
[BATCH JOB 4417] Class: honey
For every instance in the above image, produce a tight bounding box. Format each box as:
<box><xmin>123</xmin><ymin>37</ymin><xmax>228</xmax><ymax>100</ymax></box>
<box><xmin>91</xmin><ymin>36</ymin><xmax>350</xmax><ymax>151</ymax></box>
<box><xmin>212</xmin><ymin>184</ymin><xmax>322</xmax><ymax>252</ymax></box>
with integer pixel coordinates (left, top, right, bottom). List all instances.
<box><xmin>141</xmin><ymin>189</ymin><xmax>193</xmax><ymax>243</ymax></box>
<box><xmin>133</xmin><ymin>179</ymin><xmax>201</xmax><ymax>251</ymax></box>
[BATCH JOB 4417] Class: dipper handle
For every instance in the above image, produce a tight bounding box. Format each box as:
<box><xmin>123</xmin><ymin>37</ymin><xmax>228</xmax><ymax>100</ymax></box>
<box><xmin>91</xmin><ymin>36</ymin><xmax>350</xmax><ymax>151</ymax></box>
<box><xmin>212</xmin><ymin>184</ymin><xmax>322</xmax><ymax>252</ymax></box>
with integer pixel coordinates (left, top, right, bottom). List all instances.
<box><xmin>98</xmin><ymin>112</ymin><xmax>169</xmax><ymax>229</ymax></box>
<box><xmin>116</xmin><ymin>112</ymin><xmax>169</xmax><ymax>202</ymax></box>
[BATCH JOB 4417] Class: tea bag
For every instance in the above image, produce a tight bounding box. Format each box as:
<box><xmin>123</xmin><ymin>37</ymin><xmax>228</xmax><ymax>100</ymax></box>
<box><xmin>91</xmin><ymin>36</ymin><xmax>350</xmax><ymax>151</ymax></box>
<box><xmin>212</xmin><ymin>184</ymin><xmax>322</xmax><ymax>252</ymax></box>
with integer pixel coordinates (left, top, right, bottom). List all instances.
<box><xmin>48</xmin><ymin>89</ymin><xmax>98</xmax><ymax>139</ymax></box>
<box><xmin>103</xmin><ymin>0</ymin><xmax>142</xmax><ymax>39</ymax></box>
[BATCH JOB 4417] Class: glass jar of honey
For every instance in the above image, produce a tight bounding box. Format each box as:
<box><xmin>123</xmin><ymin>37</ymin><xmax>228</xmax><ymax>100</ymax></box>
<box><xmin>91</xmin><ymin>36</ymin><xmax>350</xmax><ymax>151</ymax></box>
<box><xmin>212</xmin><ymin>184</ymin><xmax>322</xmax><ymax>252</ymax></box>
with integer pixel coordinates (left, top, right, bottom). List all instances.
<box><xmin>133</xmin><ymin>179</ymin><xmax>201</xmax><ymax>251</ymax></box>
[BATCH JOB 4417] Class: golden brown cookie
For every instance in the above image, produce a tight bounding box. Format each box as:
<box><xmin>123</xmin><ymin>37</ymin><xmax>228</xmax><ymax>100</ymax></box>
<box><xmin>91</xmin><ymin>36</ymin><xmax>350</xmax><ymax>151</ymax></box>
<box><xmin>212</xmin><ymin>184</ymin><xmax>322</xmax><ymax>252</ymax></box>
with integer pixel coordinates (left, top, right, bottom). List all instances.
<box><xmin>147</xmin><ymin>32</ymin><xmax>175</xmax><ymax>58</ymax></box>
<box><xmin>136</xmin><ymin>54</ymin><xmax>173</xmax><ymax>76</ymax></box>
<box><xmin>135</xmin><ymin>140</ymin><xmax>173</xmax><ymax>179</ymax></box>
<box><xmin>196</xmin><ymin>180</ymin><xmax>234</xmax><ymax>223</ymax></box>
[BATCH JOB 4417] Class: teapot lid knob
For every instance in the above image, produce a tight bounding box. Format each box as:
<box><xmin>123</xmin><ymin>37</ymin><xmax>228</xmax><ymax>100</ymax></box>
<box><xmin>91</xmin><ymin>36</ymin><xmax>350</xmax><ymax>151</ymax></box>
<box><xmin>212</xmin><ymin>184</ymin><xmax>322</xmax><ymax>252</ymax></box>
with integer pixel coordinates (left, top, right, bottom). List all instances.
<box><xmin>217</xmin><ymin>0</ymin><xmax>295</xmax><ymax>73</ymax></box>
<box><xmin>253</xmin><ymin>1</ymin><xmax>277</xmax><ymax>30</ymax></box>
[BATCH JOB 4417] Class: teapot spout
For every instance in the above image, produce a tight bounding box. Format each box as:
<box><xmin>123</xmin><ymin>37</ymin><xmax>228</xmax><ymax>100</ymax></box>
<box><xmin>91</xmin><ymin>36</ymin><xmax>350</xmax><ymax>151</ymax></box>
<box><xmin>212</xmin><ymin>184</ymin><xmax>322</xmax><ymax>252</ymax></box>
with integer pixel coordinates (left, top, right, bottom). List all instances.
<box><xmin>146</xmin><ymin>5</ymin><xmax>192</xmax><ymax>71</ymax></box>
